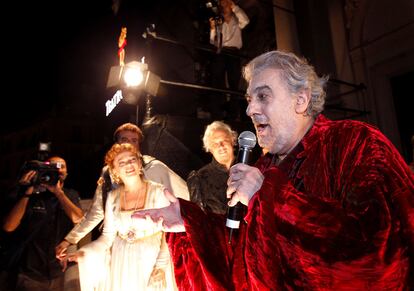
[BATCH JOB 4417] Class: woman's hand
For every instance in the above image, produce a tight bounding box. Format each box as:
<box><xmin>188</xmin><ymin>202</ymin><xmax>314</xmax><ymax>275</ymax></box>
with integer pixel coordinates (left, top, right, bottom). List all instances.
<box><xmin>148</xmin><ymin>268</ymin><xmax>166</xmax><ymax>289</ymax></box>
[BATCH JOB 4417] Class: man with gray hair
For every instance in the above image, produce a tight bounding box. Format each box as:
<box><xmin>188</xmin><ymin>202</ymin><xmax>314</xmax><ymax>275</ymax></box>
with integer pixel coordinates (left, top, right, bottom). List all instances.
<box><xmin>187</xmin><ymin>121</ymin><xmax>237</xmax><ymax>215</ymax></box>
<box><xmin>133</xmin><ymin>50</ymin><xmax>414</xmax><ymax>290</ymax></box>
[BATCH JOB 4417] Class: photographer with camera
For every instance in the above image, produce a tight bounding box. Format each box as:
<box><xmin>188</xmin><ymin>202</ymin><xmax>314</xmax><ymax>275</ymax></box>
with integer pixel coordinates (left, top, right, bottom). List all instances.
<box><xmin>208</xmin><ymin>0</ymin><xmax>249</xmax><ymax>120</ymax></box>
<box><xmin>2</xmin><ymin>156</ymin><xmax>83</xmax><ymax>291</ymax></box>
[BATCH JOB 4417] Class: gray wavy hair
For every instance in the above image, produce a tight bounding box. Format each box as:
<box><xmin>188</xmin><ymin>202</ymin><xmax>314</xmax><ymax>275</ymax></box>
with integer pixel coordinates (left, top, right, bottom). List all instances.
<box><xmin>243</xmin><ymin>50</ymin><xmax>328</xmax><ymax>117</ymax></box>
<box><xmin>202</xmin><ymin>121</ymin><xmax>237</xmax><ymax>153</ymax></box>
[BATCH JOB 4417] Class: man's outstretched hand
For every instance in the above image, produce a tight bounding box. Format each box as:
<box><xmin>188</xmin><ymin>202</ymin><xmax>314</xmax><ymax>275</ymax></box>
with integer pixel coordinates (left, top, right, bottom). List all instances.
<box><xmin>131</xmin><ymin>189</ymin><xmax>185</xmax><ymax>232</ymax></box>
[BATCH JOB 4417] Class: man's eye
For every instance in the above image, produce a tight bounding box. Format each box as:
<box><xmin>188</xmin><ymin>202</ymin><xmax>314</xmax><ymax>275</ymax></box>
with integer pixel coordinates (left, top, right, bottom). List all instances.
<box><xmin>258</xmin><ymin>93</ymin><xmax>267</xmax><ymax>100</ymax></box>
<box><xmin>119</xmin><ymin>162</ymin><xmax>126</xmax><ymax>167</ymax></box>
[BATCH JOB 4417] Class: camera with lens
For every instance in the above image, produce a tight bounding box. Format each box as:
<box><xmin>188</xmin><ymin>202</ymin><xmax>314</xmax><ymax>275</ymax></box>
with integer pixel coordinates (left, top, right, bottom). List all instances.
<box><xmin>21</xmin><ymin>160</ymin><xmax>61</xmax><ymax>186</ymax></box>
<box><xmin>205</xmin><ymin>0</ymin><xmax>223</xmax><ymax>21</ymax></box>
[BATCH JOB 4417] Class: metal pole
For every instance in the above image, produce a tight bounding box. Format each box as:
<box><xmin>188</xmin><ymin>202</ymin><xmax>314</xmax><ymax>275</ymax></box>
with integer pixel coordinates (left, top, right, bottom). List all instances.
<box><xmin>136</xmin><ymin>104</ymin><xmax>139</xmax><ymax>126</ymax></box>
<box><xmin>159</xmin><ymin>79</ymin><xmax>245</xmax><ymax>98</ymax></box>
<box><xmin>145</xmin><ymin>94</ymin><xmax>152</xmax><ymax>121</ymax></box>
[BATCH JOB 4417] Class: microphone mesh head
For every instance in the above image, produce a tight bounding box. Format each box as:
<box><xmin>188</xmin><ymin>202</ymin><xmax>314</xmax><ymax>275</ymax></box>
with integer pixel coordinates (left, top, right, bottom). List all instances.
<box><xmin>238</xmin><ymin>131</ymin><xmax>257</xmax><ymax>149</ymax></box>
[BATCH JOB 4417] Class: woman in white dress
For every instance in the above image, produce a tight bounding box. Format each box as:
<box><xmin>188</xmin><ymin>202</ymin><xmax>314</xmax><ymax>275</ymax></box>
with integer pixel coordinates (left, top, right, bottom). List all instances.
<box><xmin>68</xmin><ymin>143</ymin><xmax>176</xmax><ymax>291</ymax></box>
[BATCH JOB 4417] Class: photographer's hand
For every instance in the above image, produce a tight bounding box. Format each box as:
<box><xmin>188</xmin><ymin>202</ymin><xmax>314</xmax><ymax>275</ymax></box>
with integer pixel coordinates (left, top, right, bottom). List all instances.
<box><xmin>19</xmin><ymin>170</ymin><xmax>36</xmax><ymax>187</ymax></box>
<box><xmin>18</xmin><ymin>171</ymin><xmax>35</xmax><ymax>197</ymax></box>
<box><xmin>43</xmin><ymin>179</ymin><xmax>64</xmax><ymax>196</ymax></box>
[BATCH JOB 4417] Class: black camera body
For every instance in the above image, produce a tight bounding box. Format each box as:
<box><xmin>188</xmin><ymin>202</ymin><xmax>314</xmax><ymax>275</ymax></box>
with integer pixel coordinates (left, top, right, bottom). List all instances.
<box><xmin>21</xmin><ymin>160</ymin><xmax>61</xmax><ymax>186</ymax></box>
<box><xmin>205</xmin><ymin>0</ymin><xmax>223</xmax><ymax>21</ymax></box>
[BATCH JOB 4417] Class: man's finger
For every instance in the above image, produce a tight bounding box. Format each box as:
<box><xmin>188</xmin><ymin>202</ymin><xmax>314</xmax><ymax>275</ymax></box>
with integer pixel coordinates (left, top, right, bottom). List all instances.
<box><xmin>164</xmin><ymin>188</ymin><xmax>177</xmax><ymax>203</ymax></box>
<box><xmin>228</xmin><ymin>192</ymin><xmax>240</xmax><ymax>207</ymax></box>
<box><xmin>132</xmin><ymin>209</ymin><xmax>153</xmax><ymax>219</ymax></box>
<box><xmin>226</xmin><ymin>181</ymin><xmax>237</xmax><ymax>197</ymax></box>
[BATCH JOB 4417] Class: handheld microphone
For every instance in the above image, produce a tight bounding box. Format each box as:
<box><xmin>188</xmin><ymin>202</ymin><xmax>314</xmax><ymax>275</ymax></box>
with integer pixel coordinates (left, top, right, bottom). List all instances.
<box><xmin>226</xmin><ymin>131</ymin><xmax>257</xmax><ymax>243</ymax></box>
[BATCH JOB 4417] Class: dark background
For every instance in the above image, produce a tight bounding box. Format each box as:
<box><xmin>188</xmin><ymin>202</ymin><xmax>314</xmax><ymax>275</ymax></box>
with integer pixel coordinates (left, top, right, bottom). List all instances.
<box><xmin>1</xmin><ymin>0</ymin><xmax>275</xmax><ymax>131</ymax></box>
<box><xmin>0</xmin><ymin>0</ymin><xmax>274</xmax><ymax>198</ymax></box>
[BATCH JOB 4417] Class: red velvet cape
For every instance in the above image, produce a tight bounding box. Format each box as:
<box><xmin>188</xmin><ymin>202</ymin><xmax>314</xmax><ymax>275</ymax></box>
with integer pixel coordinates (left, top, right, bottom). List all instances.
<box><xmin>168</xmin><ymin>115</ymin><xmax>414</xmax><ymax>290</ymax></box>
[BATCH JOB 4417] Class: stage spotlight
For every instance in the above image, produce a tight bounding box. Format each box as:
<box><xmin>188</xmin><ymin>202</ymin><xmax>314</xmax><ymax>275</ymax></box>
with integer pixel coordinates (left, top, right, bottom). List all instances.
<box><xmin>106</xmin><ymin>59</ymin><xmax>161</xmax><ymax>117</ymax></box>
<box><xmin>124</xmin><ymin>64</ymin><xmax>144</xmax><ymax>87</ymax></box>
<box><xmin>106</xmin><ymin>61</ymin><xmax>160</xmax><ymax>98</ymax></box>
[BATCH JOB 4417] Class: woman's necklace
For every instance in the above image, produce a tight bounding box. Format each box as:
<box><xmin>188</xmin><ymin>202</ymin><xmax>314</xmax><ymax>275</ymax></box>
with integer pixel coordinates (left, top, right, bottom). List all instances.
<box><xmin>123</xmin><ymin>182</ymin><xmax>148</xmax><ymax>243</ymax></box>
<box><xmin>123</xmin><ymin>182</ymin><xmax>147</xmax><ymax>211</ymax></box>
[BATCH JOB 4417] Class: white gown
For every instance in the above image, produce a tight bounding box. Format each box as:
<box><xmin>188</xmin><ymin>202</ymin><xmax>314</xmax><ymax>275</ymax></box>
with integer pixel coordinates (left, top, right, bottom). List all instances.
<box><xmin>77</xmin><ymin>181</ymin><xmax>177</xmax><ymax>291</ymax></box>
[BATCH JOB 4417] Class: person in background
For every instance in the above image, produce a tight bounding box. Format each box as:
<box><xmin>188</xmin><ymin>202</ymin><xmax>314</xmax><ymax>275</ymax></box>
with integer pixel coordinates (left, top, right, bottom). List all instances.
<box><xmin>208</xmin><ymin>0</ymin><xmax>249</xmax><ymax>119</ymax></box>
<box><xmin>55</xmin><ymin>122</ymin><xmax>189</xmax><ymax>264</ymax></box>
<box><xmin>133</xmin><ymin>50</ymin><xmax>414</xmax><ymax>290</ymax></box>
<box><xmin>2</xmin><ymin>156</ymin><xmax>82</xmax><ymax>291</ymax></box>
<box><xmin>187</xmin><ymin>121</ymin><xmax>237</xmax><ymax>215</ymax></box>
<box><xmin>66</xmin><ymin>143</ymin><xmax>176</xmax><ymax>290</ymax></box>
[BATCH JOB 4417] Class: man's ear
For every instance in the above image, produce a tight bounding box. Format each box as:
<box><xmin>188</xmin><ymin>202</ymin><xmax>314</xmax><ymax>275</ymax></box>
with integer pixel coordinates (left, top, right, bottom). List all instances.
<box><xmin>294</xmin><ymin>90</ymin><xmax>311</xmax><ymax>114</ymax></box>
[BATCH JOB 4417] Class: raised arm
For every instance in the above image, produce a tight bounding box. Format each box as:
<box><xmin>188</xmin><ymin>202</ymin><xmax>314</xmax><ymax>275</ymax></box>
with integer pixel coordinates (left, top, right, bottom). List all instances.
<box><xmin>44</xmin><ymin>181</ymin><xmax>83</xmax><ymax>224</ymax></box>
<box><xmin>3</xmin><ymin>171</ymin><xmax>36</xmax><ymax>232</ymax></box>
<box><xmin>232</xmin><ymin>2</ymin><xmax>249</xmax><ymax>29</ymax></box>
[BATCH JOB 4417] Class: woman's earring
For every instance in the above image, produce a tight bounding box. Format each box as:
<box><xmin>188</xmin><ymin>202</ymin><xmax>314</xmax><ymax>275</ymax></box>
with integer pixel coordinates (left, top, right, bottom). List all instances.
<box><xmin>112</xmin><ymin>172</ymin><xmax>121</xmax><ymax>184</ymax></box>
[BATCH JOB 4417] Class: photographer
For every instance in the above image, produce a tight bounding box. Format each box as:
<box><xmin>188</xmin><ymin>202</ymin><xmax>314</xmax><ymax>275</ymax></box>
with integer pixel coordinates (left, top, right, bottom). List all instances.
<box><xmin>208</xmin><ymin>0</ymin><xmax>249</xmax><ymax>119</ymax></box>
<box><xmin>2</xmin><ymin>156</ymin><xmax>82</xmax><ymax>291</ymax></box>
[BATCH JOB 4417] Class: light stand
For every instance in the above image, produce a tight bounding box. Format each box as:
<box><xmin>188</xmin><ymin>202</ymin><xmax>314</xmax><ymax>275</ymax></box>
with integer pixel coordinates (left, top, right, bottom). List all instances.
<box><xmin>144</xmin><ymin>93</ymin><xmax>153</xmax><ymax>122</ymax></box>
<box><xmin>106</xmin><ymin>61</ymin><xmax>160</xmax><ymax>126</ymax></box>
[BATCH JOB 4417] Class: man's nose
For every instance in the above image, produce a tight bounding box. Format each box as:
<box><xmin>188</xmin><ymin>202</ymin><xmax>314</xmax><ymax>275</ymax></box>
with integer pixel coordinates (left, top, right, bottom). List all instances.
<box><xmin>246</xmin><ymin>100</ymin><xmax>259</xmax><ymax>117</ymax></box>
